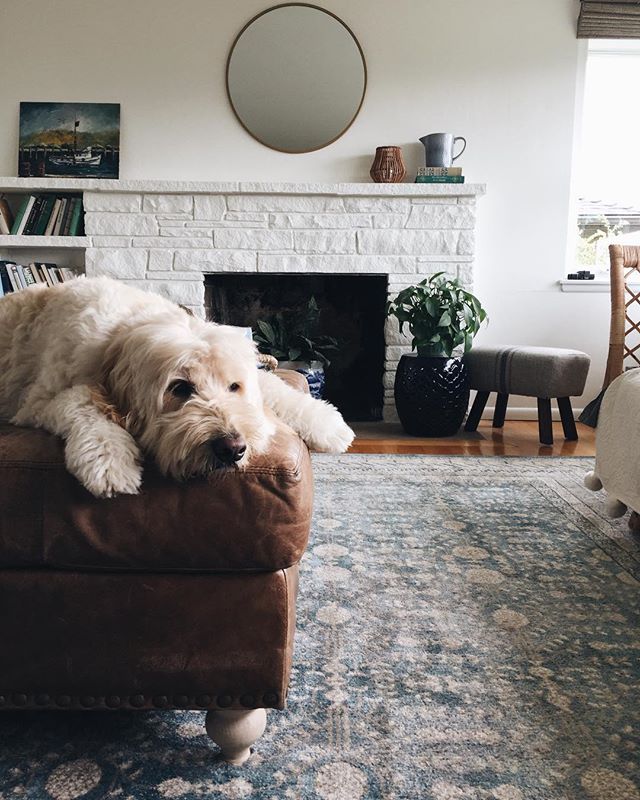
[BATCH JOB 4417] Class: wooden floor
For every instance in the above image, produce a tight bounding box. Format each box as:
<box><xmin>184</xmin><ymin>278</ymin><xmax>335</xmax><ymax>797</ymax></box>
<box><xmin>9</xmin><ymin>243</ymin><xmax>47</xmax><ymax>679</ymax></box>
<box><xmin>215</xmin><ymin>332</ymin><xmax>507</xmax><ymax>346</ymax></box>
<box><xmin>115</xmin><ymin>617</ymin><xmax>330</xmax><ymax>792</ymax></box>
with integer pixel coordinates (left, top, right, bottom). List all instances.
<box><xmin>349</xmin><ymin>420</ymin><xmax>596</xmax><ymax>456</ymax></box>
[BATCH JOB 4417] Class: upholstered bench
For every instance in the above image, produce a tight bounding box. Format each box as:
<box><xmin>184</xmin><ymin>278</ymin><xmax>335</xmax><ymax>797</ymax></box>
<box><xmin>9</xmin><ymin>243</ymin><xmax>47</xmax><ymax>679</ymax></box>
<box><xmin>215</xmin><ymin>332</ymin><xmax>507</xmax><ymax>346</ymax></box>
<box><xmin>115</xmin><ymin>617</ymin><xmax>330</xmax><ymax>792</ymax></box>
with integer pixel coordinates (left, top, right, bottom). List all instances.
<box><xmin>463</xmin><ymin>345</ymin><xmax>591</xmax><ymax>445</ymax></box>
<box><xmin>0</xmin><ymin>372</ymin><xmax>312</xmax><ymax>766</ymax></box>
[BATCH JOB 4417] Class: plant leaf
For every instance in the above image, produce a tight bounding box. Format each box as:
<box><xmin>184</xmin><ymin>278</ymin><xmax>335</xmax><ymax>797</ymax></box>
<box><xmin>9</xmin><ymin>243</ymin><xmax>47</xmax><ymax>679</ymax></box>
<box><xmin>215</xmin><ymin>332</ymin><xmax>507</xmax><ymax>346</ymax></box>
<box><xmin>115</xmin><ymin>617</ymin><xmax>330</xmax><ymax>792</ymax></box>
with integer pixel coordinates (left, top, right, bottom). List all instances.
<box><xmin>425</xmin><ymin>297</ymin><xmax>439</xmax><ymax>317</ymax></box>
<box><xmin>256</xmin><ymin>320</ymin><xmax>276</xmax><ymax>343</ymax></box>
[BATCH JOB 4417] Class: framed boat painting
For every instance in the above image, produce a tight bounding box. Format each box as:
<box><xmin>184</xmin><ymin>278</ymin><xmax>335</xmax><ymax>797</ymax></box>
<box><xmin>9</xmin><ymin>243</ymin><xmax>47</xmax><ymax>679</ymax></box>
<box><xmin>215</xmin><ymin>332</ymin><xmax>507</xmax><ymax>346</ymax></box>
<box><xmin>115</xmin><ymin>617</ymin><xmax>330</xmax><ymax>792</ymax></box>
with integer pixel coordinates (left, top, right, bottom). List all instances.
<box><xmin>18</xmin><ymin>102</ymin><xmax>120</xmax><ymax>178</ymax></box>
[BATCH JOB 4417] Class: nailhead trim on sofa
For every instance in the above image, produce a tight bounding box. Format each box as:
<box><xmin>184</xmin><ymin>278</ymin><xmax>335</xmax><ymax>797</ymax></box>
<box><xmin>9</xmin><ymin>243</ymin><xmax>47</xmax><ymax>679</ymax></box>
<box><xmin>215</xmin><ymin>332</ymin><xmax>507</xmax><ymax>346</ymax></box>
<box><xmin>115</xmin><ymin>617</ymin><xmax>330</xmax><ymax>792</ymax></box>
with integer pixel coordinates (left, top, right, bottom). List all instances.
<box><xmin>0</xmin><ymin>691</ymin><xmax>280</xmax><ymax>710</ymax></box>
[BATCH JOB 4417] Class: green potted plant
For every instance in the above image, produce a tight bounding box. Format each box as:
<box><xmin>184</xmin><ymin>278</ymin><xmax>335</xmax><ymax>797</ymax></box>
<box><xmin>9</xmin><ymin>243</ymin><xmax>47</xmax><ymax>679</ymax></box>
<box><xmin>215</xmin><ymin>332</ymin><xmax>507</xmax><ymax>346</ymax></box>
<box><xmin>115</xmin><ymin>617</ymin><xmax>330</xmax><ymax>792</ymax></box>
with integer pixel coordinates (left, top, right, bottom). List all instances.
<box><xmin>386</xmin><ymin>273</ymin><xmax>487</xmax><ymax>436</ymax></box>
<box><xmin>253</xmin><ymin>297</ymin><xmax>338</xmax><ymax>399</ymax></box>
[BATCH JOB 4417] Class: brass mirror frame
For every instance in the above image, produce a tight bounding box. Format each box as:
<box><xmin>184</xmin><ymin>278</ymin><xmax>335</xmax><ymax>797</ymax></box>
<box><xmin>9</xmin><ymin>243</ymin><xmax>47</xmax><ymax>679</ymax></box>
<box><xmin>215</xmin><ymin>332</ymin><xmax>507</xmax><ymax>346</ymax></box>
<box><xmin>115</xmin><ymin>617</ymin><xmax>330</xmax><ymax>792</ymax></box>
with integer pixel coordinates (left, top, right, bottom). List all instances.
<box><xmin>225</xmin><ymin>3</ymin><xmax>367</xmax><ymax>154</ymax></box>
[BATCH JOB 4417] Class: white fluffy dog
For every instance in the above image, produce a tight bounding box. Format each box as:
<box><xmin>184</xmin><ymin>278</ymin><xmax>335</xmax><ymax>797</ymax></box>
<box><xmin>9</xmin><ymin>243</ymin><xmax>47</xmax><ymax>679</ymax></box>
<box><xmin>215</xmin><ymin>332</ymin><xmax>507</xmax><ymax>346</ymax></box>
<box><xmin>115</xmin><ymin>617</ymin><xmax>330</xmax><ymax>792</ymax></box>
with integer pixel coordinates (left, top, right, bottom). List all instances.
<box><xmin>0</xmin><ymin>277</ymin><xmax>354</xmax><ymax>497</ymax></box>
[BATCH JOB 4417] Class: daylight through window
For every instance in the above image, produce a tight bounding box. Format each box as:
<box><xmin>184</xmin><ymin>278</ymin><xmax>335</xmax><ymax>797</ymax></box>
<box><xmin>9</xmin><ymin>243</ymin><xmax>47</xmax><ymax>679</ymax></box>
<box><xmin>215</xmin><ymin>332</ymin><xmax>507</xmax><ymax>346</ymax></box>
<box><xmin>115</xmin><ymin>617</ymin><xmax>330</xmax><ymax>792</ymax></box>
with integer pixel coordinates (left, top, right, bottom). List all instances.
<box><xmin>576</xmin><ymin>40</ymin><xmax>640</xmax><ymax>272</ymax></box>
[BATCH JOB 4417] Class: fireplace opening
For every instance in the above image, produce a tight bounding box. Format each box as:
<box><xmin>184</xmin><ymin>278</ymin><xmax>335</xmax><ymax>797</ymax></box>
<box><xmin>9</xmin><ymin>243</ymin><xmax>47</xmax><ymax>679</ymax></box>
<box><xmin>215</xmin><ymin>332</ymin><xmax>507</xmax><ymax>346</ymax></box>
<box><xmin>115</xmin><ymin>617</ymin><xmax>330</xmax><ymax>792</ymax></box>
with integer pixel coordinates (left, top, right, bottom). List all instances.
<box><xmin>205</xmin><ymin>274</ymin><xmax>387</xmax><ymax>422</ymax></box>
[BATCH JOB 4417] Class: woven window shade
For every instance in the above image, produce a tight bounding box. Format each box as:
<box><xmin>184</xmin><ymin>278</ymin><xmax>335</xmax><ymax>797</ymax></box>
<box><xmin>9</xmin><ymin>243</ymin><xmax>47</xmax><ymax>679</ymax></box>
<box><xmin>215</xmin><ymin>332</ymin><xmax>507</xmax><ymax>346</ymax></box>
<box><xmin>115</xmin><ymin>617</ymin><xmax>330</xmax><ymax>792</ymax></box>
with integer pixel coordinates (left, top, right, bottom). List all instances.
<box><xmin>578</xmin><ymin>1</ymin><xmax>640</xmax><ymax>38</ymax></box>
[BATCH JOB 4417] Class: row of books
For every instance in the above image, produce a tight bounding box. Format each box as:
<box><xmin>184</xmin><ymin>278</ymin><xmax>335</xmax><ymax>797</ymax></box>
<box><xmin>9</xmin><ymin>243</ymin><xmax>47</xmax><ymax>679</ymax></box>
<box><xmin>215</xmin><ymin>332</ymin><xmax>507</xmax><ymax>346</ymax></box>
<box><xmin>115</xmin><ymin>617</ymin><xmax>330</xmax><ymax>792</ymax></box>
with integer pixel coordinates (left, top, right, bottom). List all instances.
<box><xmin>0</xmin><ymin>260</ymin><xmax>77</xmax><ymax>296</ymax></box>
<box><xmin>0</xmin><ymin>193</ymin><xmax>84</xmax><ymax>236</ymax></box>
<box><xmin>415</xmin><ymin>166</ymin><xmax>465</xmax><ymax>184</ymax></box>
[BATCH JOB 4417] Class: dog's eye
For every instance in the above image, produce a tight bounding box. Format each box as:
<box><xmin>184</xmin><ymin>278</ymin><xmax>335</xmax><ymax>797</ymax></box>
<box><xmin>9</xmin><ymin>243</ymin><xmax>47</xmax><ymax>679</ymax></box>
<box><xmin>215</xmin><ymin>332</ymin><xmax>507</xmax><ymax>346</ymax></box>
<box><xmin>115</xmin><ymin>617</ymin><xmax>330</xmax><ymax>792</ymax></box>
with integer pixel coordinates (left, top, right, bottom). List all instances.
<box><xmin>228</xmin><ymin>382</ymin><xmax>241</xmax><ymax>393</ymax></box>
<box><xmin>168</xmin><ymin>379</ymin><xmax>196</xmax><ymax>399</ymax></box>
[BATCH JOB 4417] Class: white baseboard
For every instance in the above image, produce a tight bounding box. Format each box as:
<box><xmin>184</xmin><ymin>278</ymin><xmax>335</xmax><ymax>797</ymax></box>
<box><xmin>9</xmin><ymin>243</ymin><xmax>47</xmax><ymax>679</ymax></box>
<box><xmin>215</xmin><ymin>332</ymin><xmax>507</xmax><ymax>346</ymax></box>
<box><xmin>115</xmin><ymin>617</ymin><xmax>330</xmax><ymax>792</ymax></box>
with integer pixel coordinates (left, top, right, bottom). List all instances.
<box><xmin>483</xmin><ymin>406</ymin><xmax>585</xmax><ymax>422</ymax></box>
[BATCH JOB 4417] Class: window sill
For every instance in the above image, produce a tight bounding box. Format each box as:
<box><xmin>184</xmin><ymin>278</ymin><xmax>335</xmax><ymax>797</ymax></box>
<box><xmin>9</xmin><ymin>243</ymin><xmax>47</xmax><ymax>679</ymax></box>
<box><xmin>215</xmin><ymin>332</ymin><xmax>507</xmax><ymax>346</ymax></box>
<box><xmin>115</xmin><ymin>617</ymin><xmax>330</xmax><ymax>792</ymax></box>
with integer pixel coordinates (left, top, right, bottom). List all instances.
<box><xmin>559</xmin><ymin>279</ymin><xmax>610</xmax><ymax>293</ymax></box>
<box><xmin>558</xmin><ymin>279</ymin><xmax>640</xmax><ymax>293</ymax></box>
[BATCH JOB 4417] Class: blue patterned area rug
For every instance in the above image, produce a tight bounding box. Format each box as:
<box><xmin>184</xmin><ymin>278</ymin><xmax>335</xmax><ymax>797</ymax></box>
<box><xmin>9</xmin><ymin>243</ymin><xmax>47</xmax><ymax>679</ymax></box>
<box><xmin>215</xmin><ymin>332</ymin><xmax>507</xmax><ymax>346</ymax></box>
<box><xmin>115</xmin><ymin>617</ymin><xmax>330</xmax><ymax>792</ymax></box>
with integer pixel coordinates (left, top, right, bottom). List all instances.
<box><xmin>1</xmin><ymin>455</ymin><xmax>639</xmax><ymax>800</ymax></box>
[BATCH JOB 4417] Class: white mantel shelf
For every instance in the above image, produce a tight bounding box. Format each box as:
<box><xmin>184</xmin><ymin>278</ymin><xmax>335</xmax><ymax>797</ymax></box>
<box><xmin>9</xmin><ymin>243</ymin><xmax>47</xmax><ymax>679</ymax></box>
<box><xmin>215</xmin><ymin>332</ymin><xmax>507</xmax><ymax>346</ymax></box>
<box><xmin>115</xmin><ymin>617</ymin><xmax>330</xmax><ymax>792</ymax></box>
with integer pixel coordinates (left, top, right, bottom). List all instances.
<box><xmin>0</xmin><ymin>235</ymin><xmax>89</xmax><ymax>248</ymax></box>
<box><xmin>0</xmin><ymin>177</ymin><xmax>486</xmax><ymax>197</ymax></box>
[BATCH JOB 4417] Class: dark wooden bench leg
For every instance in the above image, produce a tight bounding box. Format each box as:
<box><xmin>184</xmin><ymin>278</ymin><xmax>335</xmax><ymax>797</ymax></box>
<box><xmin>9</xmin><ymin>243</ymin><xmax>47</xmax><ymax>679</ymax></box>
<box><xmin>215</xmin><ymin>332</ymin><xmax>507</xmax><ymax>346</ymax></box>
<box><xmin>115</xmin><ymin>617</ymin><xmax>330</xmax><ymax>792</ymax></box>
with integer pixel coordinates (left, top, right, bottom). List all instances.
<box><xmin>492</xmin><ymin>393</ymin><xmax>509</xmax><ymax>428</ymax></box>
<box><xmin>465</xmin><ymin>390</ymin><xmax>490</xmax><ymax>432</ymax></box>
<box><xmin>557</xmin><ymin>396</ymin><xmax>578</xmax><ymax>441</ymax></box>
<box><xmin>537</xmin><ymin>398</ymin><xmax>553</xmax><ymax>445</ymax></box>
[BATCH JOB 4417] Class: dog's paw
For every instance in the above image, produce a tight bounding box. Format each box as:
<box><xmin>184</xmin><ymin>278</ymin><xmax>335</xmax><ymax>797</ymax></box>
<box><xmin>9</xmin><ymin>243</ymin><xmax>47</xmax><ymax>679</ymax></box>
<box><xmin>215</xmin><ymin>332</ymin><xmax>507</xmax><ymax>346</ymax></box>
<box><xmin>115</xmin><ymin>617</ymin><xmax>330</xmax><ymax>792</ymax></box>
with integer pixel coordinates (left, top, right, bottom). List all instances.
<box><xmin>303</xmin><ymin>402</ymin><xmax>355</xmax><ymax>453</ymax></box>
<box><xmin>66</xmin><ymin>429</ymin><xmax>143</xmax><ymax>498</ymax></box>
<box><xmin>80</xmin><ymin>457</ymin><xmax>143</xmax><ymax>498</ymax></box>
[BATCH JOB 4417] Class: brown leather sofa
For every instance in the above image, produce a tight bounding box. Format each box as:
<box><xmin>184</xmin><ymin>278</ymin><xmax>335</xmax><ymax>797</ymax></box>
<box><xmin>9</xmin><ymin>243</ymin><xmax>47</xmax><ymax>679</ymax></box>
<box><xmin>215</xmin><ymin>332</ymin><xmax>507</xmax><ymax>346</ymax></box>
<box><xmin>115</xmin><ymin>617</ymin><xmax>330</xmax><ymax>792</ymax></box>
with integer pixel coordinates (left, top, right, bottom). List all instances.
<box><xmin>0</xmin><ymin>372</ymin><xmax>313</xmax><ymax>765</ymax></box>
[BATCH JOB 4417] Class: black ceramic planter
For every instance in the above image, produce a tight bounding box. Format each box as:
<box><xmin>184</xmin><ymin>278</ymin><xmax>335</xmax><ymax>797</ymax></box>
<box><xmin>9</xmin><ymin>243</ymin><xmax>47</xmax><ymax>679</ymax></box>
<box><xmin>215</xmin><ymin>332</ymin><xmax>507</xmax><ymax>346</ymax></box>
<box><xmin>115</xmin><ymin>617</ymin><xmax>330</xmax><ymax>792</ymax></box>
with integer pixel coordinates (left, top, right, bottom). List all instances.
<box><xmin>394</xmin><ymin>353</ymin><xmax>470</xmax><ymax>437</ymax></box>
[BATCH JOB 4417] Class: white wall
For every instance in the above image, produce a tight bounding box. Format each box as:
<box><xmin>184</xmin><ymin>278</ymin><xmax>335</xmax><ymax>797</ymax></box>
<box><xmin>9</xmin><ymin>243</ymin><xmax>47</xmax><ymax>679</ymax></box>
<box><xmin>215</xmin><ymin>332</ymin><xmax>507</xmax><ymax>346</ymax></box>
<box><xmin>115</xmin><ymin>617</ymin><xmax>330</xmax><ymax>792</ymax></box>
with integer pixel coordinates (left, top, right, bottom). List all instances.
<box><xmin>0</xmin><ymin>0</ymin><xmax>609</xmax><ymax>413</ymax></box>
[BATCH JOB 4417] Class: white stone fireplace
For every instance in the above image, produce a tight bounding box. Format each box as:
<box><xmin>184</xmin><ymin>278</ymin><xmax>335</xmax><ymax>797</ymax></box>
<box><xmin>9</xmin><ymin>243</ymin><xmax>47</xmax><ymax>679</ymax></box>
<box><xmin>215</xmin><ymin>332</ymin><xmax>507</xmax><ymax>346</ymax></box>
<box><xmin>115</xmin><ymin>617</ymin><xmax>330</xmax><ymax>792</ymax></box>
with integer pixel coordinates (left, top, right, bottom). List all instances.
<box><xmin>83</xmin><ymin>181</ymin><xmax>485</xmax><ymax>421</ymax></box>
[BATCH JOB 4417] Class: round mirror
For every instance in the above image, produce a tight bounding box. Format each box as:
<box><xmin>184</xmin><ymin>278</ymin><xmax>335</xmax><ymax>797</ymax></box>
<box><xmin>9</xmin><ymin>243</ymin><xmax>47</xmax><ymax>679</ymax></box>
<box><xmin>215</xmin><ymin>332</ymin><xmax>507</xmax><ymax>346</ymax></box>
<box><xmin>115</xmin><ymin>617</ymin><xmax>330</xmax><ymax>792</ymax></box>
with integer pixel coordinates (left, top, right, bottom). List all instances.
<box><xmin>226</xmin><ymin>4</ymin><xmax>367</xmax><ymax>153</ymax></box>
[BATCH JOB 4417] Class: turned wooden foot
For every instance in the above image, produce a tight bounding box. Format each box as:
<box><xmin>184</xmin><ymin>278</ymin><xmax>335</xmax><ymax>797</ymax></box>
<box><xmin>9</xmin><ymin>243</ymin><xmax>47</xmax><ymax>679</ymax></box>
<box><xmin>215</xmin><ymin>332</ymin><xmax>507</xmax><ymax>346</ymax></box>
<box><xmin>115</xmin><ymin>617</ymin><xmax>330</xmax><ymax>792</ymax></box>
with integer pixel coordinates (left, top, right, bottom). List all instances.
<box><xmin>630</xmin><ymin>510</ymin><xmax>640</xmax><ymax>533</ymax></box>
<box><xmin>205</xmin><ymin>708</ymin><xmax>267</xmax><ymax>765</ymax></box>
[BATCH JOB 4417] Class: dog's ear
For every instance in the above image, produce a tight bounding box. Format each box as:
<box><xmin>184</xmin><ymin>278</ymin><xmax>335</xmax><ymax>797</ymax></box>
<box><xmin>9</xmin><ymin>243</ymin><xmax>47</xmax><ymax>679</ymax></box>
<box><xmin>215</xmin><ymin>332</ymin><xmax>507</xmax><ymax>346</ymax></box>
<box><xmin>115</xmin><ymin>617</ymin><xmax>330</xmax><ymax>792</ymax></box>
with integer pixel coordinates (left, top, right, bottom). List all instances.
<box><xmin>90</xmin><ymin>332</ymin><xmax>133</xmax><ymax>431</ymax></box>
<box><xmin>88</xmin><ymin>383</ymin><xmax>126</xmax><ymax>427</ymax></box>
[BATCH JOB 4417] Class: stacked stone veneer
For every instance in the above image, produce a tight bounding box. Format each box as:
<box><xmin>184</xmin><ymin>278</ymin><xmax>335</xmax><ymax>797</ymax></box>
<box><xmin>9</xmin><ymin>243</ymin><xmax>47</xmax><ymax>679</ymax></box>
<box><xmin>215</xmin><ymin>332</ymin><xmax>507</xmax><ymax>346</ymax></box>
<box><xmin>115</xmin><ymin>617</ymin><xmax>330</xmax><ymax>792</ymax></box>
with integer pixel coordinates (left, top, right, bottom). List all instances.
<box><xmin>83</xmin><ymin>182</ymin><xmax>485</xmax><ymax>421</ymax></box>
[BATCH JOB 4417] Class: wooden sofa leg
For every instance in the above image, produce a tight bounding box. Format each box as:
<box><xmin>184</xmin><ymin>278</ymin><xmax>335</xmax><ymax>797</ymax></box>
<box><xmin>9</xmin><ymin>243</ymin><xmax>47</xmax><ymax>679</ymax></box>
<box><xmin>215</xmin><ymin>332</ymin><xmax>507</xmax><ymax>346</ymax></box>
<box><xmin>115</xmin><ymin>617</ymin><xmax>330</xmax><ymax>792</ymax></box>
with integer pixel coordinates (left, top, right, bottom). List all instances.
<box><xmin>465</xmin><ymin>390</ymin><xmax>490</xmax><ymax>432</ymax></box>
<box><xmin>206</xmin><ymin>708</ymin><xmax>267</xmax><ymax>765</ymax></box>
<box><xmin>537</xmin><ymin>398</ymin><xmax>553</xmax><ymax>445</ymax></box>
<box><xmin>557</xmin><ymin>396</ymin><xmax>578</xmax><ymax>441</ymax></box>
<box><xmin>492</xmin><ymin>393</ymin><xmax>509</xmax><ymax>428</ymax></box>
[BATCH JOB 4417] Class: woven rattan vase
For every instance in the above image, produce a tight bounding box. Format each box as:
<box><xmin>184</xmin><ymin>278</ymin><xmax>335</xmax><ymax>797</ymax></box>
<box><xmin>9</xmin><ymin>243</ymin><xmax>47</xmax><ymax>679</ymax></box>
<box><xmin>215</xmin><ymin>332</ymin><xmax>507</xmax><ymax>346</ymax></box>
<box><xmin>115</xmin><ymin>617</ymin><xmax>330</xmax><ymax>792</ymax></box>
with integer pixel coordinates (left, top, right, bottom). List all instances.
<box><xmin>370</xmin><ymin>146</ymin><xmax>406</xmax><ymax>183</ymax></box>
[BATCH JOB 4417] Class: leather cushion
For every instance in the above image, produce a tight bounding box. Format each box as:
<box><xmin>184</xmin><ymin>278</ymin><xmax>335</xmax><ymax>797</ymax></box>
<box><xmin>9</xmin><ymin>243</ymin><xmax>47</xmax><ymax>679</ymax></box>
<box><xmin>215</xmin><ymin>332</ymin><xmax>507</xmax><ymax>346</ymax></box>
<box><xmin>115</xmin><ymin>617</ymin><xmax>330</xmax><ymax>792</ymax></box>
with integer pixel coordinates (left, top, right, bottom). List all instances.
<box><xmin>0</xmin><ymin>565</ymin><xmax>298</xmax><ymax>710</ymax></box>
<box><xmin>0</xmin><ymin>410</ymin><xmax>312</xmax><ymax>573</ymax></box>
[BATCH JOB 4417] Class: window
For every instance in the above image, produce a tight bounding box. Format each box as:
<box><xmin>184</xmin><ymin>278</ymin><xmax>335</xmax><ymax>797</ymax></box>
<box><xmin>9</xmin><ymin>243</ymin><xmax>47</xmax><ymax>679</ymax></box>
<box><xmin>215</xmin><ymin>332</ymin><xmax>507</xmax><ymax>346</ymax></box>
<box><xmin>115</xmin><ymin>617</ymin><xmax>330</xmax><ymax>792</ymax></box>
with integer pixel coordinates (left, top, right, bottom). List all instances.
<box><xmin>575</xmin><ymin>40</ymin><xmax>640</xmax><ymax>273</ymax></box>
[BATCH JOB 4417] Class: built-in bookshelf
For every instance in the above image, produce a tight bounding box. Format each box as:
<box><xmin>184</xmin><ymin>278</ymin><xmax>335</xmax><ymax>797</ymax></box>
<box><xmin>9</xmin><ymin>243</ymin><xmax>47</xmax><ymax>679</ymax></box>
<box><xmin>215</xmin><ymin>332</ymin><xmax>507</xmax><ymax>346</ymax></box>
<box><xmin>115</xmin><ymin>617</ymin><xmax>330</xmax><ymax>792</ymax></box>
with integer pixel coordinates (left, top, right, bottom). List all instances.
<box><xmin>0</xmin><ymin>181</ymin><xmax>89</xmax><ymax>290</ymax></box>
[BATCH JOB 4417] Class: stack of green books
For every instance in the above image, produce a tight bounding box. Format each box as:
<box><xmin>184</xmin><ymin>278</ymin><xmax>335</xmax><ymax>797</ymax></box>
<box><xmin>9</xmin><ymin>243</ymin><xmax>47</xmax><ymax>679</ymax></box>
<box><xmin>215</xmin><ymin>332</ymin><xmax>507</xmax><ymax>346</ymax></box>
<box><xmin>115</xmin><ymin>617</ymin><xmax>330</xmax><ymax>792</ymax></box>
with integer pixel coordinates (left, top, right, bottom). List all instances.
<box><xmin>415</xmin><ymin>167</ymin><xmax>464</xmax><ymax>184</ymax></box>
<box><xmin>10</xmin><ymin>194</ymin><xmax>84</xmax><ymax>236</ymax></box>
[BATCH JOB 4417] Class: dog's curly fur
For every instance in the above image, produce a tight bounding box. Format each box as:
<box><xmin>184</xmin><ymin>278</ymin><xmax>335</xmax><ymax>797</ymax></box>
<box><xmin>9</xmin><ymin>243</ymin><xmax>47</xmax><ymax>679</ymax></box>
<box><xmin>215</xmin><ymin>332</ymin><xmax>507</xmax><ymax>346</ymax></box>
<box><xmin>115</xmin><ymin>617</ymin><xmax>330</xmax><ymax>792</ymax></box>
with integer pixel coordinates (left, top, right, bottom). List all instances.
<box><xmin>0</xmin><ymin>277</ymin><xmax>354</xmax><ymax>497</ymax></box>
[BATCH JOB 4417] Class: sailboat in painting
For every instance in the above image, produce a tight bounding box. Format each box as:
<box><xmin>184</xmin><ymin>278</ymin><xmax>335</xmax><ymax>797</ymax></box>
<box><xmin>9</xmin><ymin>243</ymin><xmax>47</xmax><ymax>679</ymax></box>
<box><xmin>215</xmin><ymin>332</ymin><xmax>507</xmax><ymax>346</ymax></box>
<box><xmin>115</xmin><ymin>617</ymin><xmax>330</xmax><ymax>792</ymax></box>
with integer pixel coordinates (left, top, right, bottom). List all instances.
<box><xmin>48</xmin><ymin>117</ymin><xmax>102</xmax><ymax>167</ymax></box>
<box><xmin>49</xmin><ymin>146</ymin><xmax>102</xmax><ymax>167</ymax></box>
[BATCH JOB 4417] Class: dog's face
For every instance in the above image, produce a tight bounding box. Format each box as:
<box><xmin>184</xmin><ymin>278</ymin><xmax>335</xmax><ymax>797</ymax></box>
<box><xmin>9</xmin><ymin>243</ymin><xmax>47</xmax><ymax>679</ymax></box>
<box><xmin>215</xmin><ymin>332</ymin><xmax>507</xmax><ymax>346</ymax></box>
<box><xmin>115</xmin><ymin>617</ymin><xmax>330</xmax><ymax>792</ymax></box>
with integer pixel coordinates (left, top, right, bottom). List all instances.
<box><xmin>98</xmin><ymin>317</ymin><xmax>274</xmax><ymax>480</ymax></box>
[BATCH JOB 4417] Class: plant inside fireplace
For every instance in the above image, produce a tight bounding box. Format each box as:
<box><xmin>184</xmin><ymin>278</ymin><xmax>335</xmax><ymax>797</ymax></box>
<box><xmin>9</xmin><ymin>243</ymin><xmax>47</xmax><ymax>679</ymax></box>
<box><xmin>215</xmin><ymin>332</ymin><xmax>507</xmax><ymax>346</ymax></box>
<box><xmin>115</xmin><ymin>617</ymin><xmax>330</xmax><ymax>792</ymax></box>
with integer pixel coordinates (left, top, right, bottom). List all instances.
<box><xmin>253</xmin><ymin>297</ymin><xmax>338</xmax><ymax>399</ymax></box>
<box><xmin>386</xmin><ymin>273</ymin><xmax>487</xmax><ymax>436</ymax></box>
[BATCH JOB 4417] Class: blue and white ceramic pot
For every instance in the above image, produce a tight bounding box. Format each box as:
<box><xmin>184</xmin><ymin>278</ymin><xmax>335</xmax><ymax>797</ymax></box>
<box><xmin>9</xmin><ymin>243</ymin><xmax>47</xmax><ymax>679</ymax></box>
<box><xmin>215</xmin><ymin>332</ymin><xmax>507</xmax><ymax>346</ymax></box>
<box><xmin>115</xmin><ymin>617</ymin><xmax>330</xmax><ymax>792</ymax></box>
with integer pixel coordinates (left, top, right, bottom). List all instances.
<box><xmin>278</xmin><ymin>360</ymin><xmax>326</xmax><ymax>399</ymax></box>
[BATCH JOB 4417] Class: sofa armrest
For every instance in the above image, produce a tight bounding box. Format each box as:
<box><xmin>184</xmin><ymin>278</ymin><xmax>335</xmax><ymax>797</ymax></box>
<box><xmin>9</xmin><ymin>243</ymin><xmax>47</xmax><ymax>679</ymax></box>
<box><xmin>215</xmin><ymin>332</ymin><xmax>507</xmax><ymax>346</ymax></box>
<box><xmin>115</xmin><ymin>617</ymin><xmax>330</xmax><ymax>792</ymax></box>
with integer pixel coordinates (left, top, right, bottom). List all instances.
<box><xmin>274</xmin><ymin>369</ymin><xmax>310</xmax><ymax>394</ymax></box>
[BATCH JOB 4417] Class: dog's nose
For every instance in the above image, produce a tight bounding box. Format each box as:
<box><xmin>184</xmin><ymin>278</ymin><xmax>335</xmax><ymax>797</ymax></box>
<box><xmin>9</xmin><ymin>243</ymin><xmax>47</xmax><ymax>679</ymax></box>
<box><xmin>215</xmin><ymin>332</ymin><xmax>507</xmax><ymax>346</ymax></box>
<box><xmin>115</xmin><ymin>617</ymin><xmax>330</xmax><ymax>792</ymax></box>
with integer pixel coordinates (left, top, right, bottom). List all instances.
<box><xmin>210</xmin><ymin>435</ymin><xmax>247</xmax><ymax>465</ymax></box>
